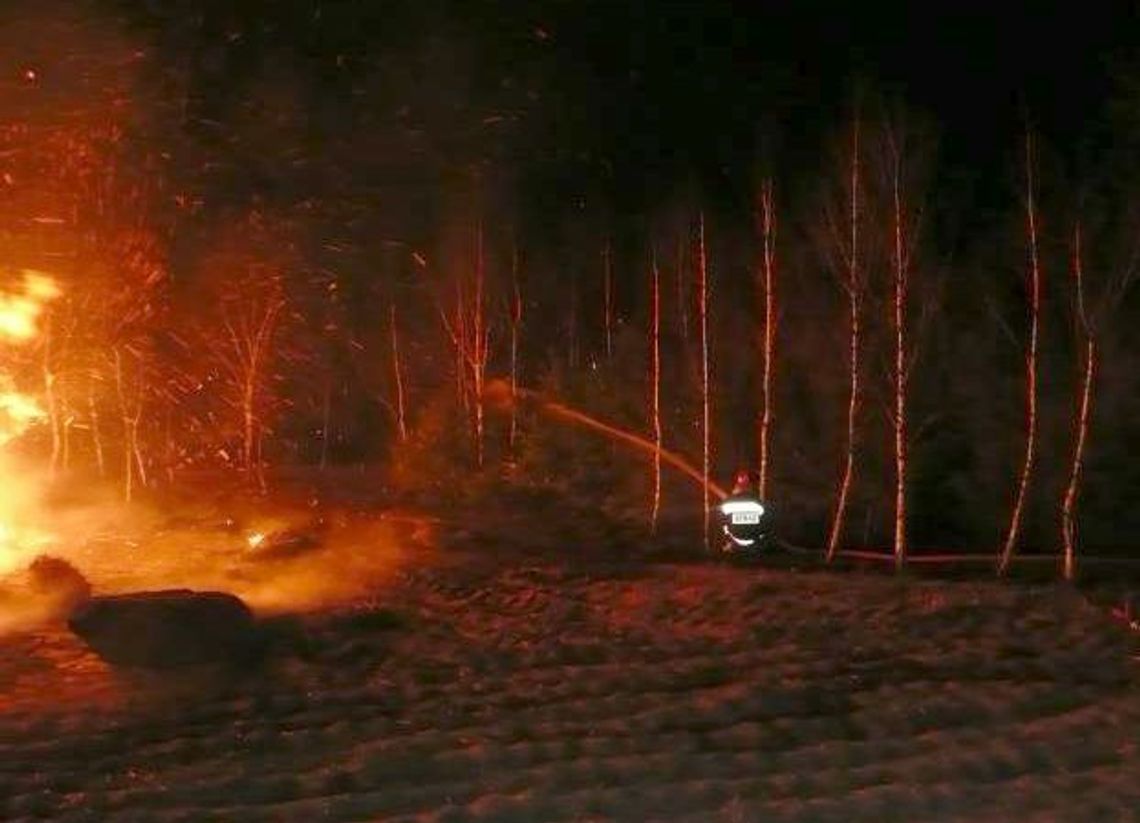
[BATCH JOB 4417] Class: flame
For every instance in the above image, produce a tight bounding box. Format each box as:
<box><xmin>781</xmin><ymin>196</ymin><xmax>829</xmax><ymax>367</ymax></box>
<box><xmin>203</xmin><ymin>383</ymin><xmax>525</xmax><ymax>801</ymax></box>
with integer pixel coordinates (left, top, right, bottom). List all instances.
<box><xmin>0</xmin><ymin>381</ymin><xmax>45</xmax><ymax>447</ymax></box>
<box><xmin>0</xmin><ymin>271</ymin><xmax>60</xmax><ymax>342</ymax></box>
<box><xmin>0</xmin><ymin>271</ymin><xmax>60</xmax><ymax>577</ymax></box>
<box><xmin>0</xmin><ymin>448</ymin><xmax>55</xmax><ymax>577</ymax></box>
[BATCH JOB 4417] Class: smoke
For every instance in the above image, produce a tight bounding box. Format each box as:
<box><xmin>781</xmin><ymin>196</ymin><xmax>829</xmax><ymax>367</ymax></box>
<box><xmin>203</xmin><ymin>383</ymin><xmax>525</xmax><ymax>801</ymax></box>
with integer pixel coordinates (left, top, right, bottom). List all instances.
<box><xmin>0</xmin><ymin>553</ymin><xmax>91</xmax><ymax>635</ymax></box>
<box><xmin>229</xmin><ymin>516</ymin><xmax>418</xmax><ymax>615</ymax></box>
<box><xmin>0</xmin><ymin>453</ymin><xmax>52</xmax><ymax>578</ymax></box>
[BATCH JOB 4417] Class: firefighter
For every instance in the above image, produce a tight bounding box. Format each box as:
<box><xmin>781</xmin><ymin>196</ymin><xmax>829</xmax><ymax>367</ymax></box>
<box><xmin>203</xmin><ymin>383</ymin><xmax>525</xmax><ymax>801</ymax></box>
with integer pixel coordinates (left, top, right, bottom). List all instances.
<box><xmin>721</xmin><ymin>468</ymin><xmax>765</xmax><ymax>553</ymax></box>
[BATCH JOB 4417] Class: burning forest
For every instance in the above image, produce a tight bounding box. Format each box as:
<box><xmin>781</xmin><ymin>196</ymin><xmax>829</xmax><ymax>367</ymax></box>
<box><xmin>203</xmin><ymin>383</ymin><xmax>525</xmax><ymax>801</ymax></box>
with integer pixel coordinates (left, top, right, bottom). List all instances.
<box><xmin>0</xmin><ymin>2</ymin><xmax>1138</xmax><ymax>821</ymax></box>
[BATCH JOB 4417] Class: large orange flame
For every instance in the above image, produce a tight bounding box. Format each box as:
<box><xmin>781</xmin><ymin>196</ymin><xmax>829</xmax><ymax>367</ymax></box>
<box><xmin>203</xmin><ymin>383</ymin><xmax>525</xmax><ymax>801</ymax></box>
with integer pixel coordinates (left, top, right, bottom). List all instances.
<box><xmin>0</xmin><ymin>271</ymin><xmax>59</xmax><ymax>343</ymax></box>
<box><xmin>0</xmin><ymin>270</ymin><xmax>60</xmax><ymax>576</ymax></box>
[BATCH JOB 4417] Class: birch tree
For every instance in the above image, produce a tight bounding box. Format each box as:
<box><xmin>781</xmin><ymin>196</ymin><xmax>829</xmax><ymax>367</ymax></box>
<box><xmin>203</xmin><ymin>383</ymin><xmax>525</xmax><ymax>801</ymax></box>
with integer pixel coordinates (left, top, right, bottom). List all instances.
<box><xmin>390</xmin><ymin>302</ymin><xmax>408</xmax><ymax>444</ymax></box>
<box><xmin>206</xmin><ymin>270</ymin><xmax>287</xmax><ymax>491</ymax></box>
<box><xmin>697</xmin><ymin>214</ymin><xmax>711</xmax><ymax>550</ymax></box>
<box><xmin>825</xmin><ymin>113</ymin><xmax>865</xmax><ymax>562</ymax></box>
<box><xmin>650</xmin><ymin>247</ymin><xmax>662</xmax><ymax>530</ymax></box>
<box><xmin>872</xmin><ymin>107</ymin><xmax>935</xmax><ymax>570</ymax></box>
<box><xmin>999</xmin><ymin>131</ymin><xmax>1042</xmax><ymax>575</ymax></box>
<box><xmin>509</xmin><ymin>238</ymin><xmax>522</xmax><ymax>451</ymax></box>
<box><xmin>757</xmin><ymin>179</ymin><xmax>777</xmax><ymax>501</ymax></box>
<box><xmin>1059</xmin><ymin>200</ymin><xmax>1139</xmax><ymax>579</ymax></box>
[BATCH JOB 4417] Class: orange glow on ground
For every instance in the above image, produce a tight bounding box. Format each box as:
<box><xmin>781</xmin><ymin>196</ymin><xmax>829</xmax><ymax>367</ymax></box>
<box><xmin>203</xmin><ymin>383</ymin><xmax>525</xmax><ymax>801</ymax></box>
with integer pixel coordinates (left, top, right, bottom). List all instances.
<box><xmin>0</xmin><ymin>498</ymin><xmax>430</xmax><ymax>635</ymax></box>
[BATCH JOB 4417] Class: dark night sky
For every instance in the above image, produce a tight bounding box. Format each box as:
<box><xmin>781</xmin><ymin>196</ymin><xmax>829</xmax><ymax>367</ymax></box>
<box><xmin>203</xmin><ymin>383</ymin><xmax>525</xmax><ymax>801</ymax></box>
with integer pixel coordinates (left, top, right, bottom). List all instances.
<box><xmin>119</xmin><ymin>0</ymin><xmax>1140</xmax><ymax>226</ymax></box>
<box><xmin>540</xmin><ymin>1</ymin><xmax>1135</xmax><ymax>206</ymax></box>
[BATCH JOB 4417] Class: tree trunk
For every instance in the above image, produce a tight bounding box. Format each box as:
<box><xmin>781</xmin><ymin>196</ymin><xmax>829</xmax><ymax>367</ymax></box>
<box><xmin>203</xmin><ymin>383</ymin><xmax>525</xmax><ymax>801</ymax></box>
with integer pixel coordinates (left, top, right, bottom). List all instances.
<box><xmin>1000</xmin><ymin>132</ymin><xmax>1042</xmax><ymax>576</ymax></box>
<box><xmin>455</xmin><ymin>276</ymin><xmax>468</xmax><ymax>414</ymax></box>
<box><xmin>568</xmin><ymin>274</ymin><xmax>579</xmax><ymax>370</ymax></box>
<box><xmin>827</xmin><ymin>116</ymin><xmax>861</xmax><ymax>563</ymax></box>
<box><xmin>242</xmin><ymin>378</ymin><xmax>256</xmax><ymax>479</ymax></box>
<box><xmin>509</xmin><ymin>242</ymin><xmax>521</xmax><ymax>451</ymax></box>
<box><xmin>164</xmin><ymin>409</ymin><xmax>175</xmax><ymax>485</ymax></box>
<box><xmin>1061</xmin><ymin>224</ymin><xmax>1094</xmax><ymax>583</ymax></box>
<box><xmin>1061</xmin><ymin>336</ymin><xmax>1094</xmax><ymax>582</ymax></box>
<box><xmin>113</xmin><ymin>349</ymin><xmax>133</xmax><ymax>503</ymax></box>
<box><xmin>758</xmin><ymin>178</ymin><xmax>777</xmax><ymax>501</ymax></box>
<box><xmin>62</xmin><ymin>404</ymin><xmax>72</xmax><ymax>471</ymax></box>
<box><xmin>603</xmin><ymin>240</ymin><xmax>613</xmax><ymax>363</ymax></box>
<box><xmin>697</xmin><ymin>214</ymin><xmax>711</xmax><ymax>551</ymax></box>
<box><xmin>320</xmin><ymin>379</ymin><xmax>332</xmax><ymax>470</ymax></box>
<box><xmin>42</xmin><ymin>323</ymin><xmax>61</xmax><ymax>478</ymax></box>
<box><xmin>123</xmin><ymin>421</ymin><xmax>134</xmax><ymax>503</ymax></box>
<box><xmin>89</xmin><ymin>384</ymin><xmax>105</xmax><ymax>478</ymax></box>
<box><xmin>890</xmin><ymin>132</ymin><xmax>909</xmax><ymax>572</ymax></box>
<box><xmin>472</xmin><ymin>220</ymin><xmax>487</xmax><ymax>468</ymax></box>
<box><xmin>391</xmin><ymin>302</ymin><xmax>408</xmax><ymax>443</ymax></box>
<box><xmin>829</xmin><ymin>291</ymin><xmax>861</xmax><ymax>561</ymax></box>
<box><xmin>133</xmin><ymin>419</ymin><xmax>148</xmax><ymax>490</ymax></box>
<box><xmin>676</xmin><ymin>220</ymin><xmax>689</xmax><ymax>341</ymax></box>
<box><xmin>650</xmin><ymin>248</ymin><xmax>662</xmax><ymax>530</ymax></box>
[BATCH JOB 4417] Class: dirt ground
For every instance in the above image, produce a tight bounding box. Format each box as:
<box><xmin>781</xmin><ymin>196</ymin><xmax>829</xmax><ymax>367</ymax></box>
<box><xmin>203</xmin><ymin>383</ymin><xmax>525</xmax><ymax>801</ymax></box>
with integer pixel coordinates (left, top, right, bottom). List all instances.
<box><xmin>1</xmin><ymin>523</ymin><xmax>1138</xmax><ymax>822</ymax></box>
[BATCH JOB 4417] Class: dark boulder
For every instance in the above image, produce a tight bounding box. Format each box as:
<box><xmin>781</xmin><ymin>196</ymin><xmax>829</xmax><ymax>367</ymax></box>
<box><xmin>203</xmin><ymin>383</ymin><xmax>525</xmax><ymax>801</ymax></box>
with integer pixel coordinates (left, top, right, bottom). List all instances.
<box><xmin>28</xmin><ymin>555</ymin><xmax>92</xmax><ymax>620</ymax></box>
<box><xmin>68</xmin><ymin>589</ymin><xmax>258</xmax><ymax>668</ymax></box>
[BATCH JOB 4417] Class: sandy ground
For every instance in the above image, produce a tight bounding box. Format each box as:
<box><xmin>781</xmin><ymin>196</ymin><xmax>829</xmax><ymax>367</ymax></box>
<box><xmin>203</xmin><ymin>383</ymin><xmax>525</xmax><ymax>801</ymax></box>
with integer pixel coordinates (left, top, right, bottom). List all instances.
<box><xmin>1</xmin><ymin>533</ymin><xmax>1138</xmax><ymax>822</ymax></box>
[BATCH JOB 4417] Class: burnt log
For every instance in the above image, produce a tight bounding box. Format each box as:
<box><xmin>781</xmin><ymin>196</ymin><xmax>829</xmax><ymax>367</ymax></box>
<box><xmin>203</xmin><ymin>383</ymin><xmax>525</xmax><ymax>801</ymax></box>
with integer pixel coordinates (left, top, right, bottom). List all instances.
<box><xmin>68</xmin><ymin>589</ymin><xmax>257</xmax><ymax>668</ymax></box>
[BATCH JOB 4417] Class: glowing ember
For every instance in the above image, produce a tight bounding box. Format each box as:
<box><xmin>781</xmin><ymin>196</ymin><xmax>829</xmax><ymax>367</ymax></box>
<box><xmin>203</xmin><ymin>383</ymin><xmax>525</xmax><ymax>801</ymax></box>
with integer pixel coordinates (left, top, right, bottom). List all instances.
<box><xmin>247</xmin><ymin>532</ymin><xmax>266</xmax><ymax>549</ymax></box>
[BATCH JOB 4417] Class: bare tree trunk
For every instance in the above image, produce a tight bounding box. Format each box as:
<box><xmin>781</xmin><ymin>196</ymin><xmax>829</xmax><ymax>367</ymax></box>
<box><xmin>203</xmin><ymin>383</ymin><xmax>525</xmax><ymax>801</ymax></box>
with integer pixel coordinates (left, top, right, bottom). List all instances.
<box><xmin>697</xmin><ymin>213</ymin><xmax>711</xmax><ymax>551</ymax></box>
<box><xmin>133</xmin><ymin>411</ymin><xmax>148</xmax><ymax>491</ymax></box>
<box><xmin>758</xmin><ymin>179</ymin><xmax>777</xmax><ymax>500</ymax></box>
<box><xmin>455</xmin><ymin>276</ymin><xmax>468</xmax><ymax>414</ymax></box>
<box><xmin>62</xmin><ymin>406</ymin><xmax>72</xmax><ymax>470</ymax></box>
<box><xmin>319</xmin><ymin>379</ymin><xmax>332</xmax><ymax>470</ymax></box>
<box><xmin>437</xmin><ymin>235</ymin><xmax>490</xmax><ymax>467</ymax></box>
<box><xmin>254</xmin><ymin>418</ymin><xmax>266</xmax><ymax>494</ymax></box>
<box><xmin>89</xmin><ymin>383</ymin><xmax>105</xmax><ymax>478</ymax></box>
<box><xmin>221</xmin><ymin>295</ymin><xmax>283</xmax><ymax>492</ymax></box>
<box><xmin>164</xmin><ymin>409</ymin><xmax>175</xmax><ymax>485</ymax></box>
<box><xmin>650</xmin><ymin>247</ymin><xmax>662</xmax><ymax>531</ymax></box>
<box><xmin>828</xmin><ymin>116</ymin><xmax>861</xmax><ymax>563</ymax></box>
<box><xmin>113</xmin><ymin>348</ymin><xmax>133</xmax><ymax>503</ymax></box>
<box><xmin>390</xmin><ymin>302</ymin><xmax>408</xmax><ymax>443</ymax></box>
<box><xmin>242</xmin><ymin>375</ymin><xmax>256</xmax><ymax>478</ymax></box>
<box><xmin>676</xmin><ymin>217</ymin><xmax>689</xmax><ymax>341</ymax></box>
<box><xmin>472</xmin><ymin>220</ymin><xmax>487</xmax><ymax>468</ymax></box>
<box><xmin>123</xmin><ymin>421</ymin><xmax>133</xmax><ymax>502</ymax></box>
<box><xmin>1000</xmin><ymin>132</ymin><xmax>1042</xmax><ymax>576</ymax></box>
<box><xmin>1061</xmin><ymin>336</ymin><xmax>1095</xmax><ymax>581</ymax></box>
<box><xmin>568</xmin><ymin>274</ymin><xmax>579</xmax><ymax>369</ymax></box>
<box><xmin>1061</xmin><ymin>223</ymin><xmax>1094</xmax><ymax>582</ymax></box>
<box><xmin>889</xmin><ymin>128</ymin><xmax>909</xmax><ymax>572</ymax></box>
<box><xmin>603</xmin><ymin>240</ymin><xmax>613</xmax><ymax>362</ymax></box>
<box><xmin>42</xmin><ymin>321</ymin><xmax>61</xmax><ymax>478</ymax></box>
<box><xmin>509</xmin><ymin>241</ymin><xmax>521</xmax><ymax>451</ymax></box>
